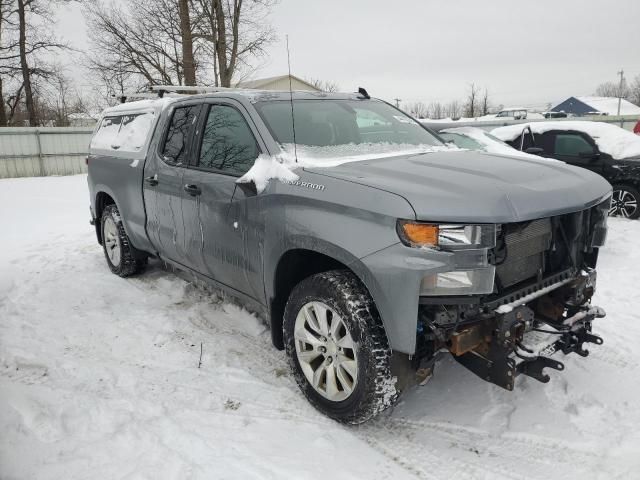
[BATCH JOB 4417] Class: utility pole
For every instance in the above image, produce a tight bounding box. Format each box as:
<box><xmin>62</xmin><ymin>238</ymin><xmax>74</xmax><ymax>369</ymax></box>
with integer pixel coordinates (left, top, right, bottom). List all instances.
<box><xmin>618</xmin><ymin>70</ymin><xmax>624</xmax><ymax>116</ymax></box>
<box><xmin>617</xmin><ymin>69</ymin><xmax>625</xmax><ymax>126</ymax></box>
<box><xmin>394</xmin><ymin>98</ymin><xmax>401</xmax><ymax>109</ymax></box>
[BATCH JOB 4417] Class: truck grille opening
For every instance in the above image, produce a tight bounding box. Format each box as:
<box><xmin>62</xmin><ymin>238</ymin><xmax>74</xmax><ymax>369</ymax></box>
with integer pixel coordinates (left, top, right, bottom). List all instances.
<box><xmin>496</xmin><ymin>219</ymin><xmax>552</xmax><ymax>289</ymax></box>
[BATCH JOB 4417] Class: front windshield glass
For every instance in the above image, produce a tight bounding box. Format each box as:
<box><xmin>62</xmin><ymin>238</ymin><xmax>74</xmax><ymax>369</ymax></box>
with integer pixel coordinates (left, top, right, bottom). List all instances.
<box><xmin>255</xmin><ymin>99</ymin><xmax>445</xmax><ymax>161</ymax></box>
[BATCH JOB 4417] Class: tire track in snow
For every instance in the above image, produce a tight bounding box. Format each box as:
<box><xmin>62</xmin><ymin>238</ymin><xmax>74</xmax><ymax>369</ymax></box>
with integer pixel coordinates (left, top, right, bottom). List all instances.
<box><xmin>356</xmin><ymin>415</ymin><xmax>610</xmax><ymax>480</ymax></box>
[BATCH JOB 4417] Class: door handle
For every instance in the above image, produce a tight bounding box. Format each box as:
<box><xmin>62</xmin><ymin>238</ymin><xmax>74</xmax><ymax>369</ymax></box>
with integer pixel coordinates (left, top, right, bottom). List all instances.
<box><xmin>144</xmin><ymin>175</ymin><xmax>158</xmax><ymax>186</ymax></box>
<box><xmin>184</xmin><ymin>184</ymin><xmax>202</xmax><ymax>196</ymax></box>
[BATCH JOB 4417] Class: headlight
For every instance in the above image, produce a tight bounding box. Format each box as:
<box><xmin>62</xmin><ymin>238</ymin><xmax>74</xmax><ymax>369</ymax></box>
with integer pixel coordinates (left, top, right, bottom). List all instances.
<box><xmin>397</xmin><ymin>220</ymin><xmax>498</xmax><ymax>296</ymax></box>
<box><xmin>397</xmin><ymin>221</ymin><xmax>496</xmax><ymax>250</ymax></box>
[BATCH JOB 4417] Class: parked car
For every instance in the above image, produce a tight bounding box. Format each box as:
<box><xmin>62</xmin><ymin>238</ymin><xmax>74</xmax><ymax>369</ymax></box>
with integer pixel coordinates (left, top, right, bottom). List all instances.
<box><xmin>495</xmin><ymin>108</ymin><xmax>528</xmax><ymax>120</ymax></box>
<box><xmin>87</xmin><ymin>89</ymin><xmax>611</xmax><ymax>424</ymax></box>
<box><xmin>492</xmin><ymin>121</ymin><xmax>640</xmax><ymax>219</ymax></box>
<box><xmin>634</xmin><ymin>120</ymin><xmax>640</xmax><ymax>135</ymax></box>
<box><xmin>543</xmin><ymin>111</ymin><xmax>568</xmax><ymax>119</ymax></box>
<box><xmin>437</xmin><ymin>126</ymin><xmax>544</xmax><ymax>159</ymax></box>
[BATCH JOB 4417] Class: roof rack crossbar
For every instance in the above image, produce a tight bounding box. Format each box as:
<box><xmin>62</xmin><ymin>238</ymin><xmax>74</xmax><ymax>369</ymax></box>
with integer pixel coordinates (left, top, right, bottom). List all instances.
<box><xmin>148</xmin><ymin>85</ymin><xmax>256</xmax><ymax>94</ymax></box>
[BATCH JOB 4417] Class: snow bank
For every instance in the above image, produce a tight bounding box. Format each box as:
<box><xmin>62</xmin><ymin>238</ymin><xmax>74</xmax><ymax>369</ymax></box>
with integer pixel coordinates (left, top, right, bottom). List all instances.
<box><xmin>492</xmin><ymin>121</ymin><xmax>640</xmax><ymax>159</ymax></box>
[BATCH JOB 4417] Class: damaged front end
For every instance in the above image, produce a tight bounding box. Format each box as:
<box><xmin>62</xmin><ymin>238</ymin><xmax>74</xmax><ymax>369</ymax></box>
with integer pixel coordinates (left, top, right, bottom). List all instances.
<box><xmin>415</xmin><ymin>197</ymin><xmax>610</xmax><ymax>390</ymax></box>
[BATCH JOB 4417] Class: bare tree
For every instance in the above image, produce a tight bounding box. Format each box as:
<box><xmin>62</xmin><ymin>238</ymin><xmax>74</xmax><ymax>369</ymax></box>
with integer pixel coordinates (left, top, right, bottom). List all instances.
<box><xmin>595</xmin><ymin>80</ymin><xmax>629</xmax><ymax>99</ymax></box>
<box><xmin>84</xmin><ymin>0</ymin><xmax>189</xmax><ymax>87</ymax></box>
<box><xmin>84</xmin><ymin>0</ymin><xmax>277</xmax><ymax>93</ymax></box>
<box><xmin>178</xmin><ymin>0</ymin><xmax>196</xmax><ymax>86</ymax></box>
<box><xmin>0</xmin><ymin>0</ymin><xmax>70</xmax><ymax>126</ymax></box>
<box><xmin>446</xmin><ymin>100</ymin><xmax>461</xmax><ymax>120</ymax></box>
<box><xmin>627</xmin><ymin>75</ymin><xmax>640</xmax><ymax>107</ymax></box>
<box><xmin>481</xmin><ymin>88</ymin><xmax>490</xmax><ymax>116</ymax></box>
<box><xmin>192</xmin><ymin>0</ymin><xmax>277</xmax><ymax>87</ymax></box>
<box><xmin>428</xmin><ymin>101</ymin><xmax>444</xmax><ymax>119</ymax></box>
<box><xmin>306</xmin><ymin>77</ymin><xmax>339</xmax><ymax>92</ymax></box>
<box><xmin>464</xmin><ymin>82</ymin><xmax>480</xmax><ymax>118</ymax></box>
<box><xmin>405</xmin><ymin>101</ymin><xmax>428</xmax><ymax>119</ymax></box>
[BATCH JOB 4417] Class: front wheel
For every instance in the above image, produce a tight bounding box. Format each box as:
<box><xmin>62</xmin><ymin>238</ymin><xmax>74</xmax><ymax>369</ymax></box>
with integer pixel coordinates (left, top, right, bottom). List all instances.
<box><xmin>610</xmin><ymin>185</ymin><xmax>640</xmax><ymax>219</ymax></box>
<box><xmin>283</xmin><ymin>270</ymin><xmax>398</xmax><ymax>424</ymax></box>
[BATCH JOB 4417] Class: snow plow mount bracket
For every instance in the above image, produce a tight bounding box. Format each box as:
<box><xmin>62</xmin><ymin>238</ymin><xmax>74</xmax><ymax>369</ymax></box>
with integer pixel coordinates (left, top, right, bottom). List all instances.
<box><xmin>454</xmin><ymin>304</ymin><xmax>605</xmax><ymax>391</ymax></box>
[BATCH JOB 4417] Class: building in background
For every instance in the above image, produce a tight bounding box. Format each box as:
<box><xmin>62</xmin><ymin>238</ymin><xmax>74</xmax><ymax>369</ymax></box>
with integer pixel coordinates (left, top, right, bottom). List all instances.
<box><xmin>551</xmin><ymin>96</ymin><xmax>640</xmax><ymax>116</ymax></box>
<box><xmin>236</xmin><ymin>74</ymin><xmax>321</xmax><ymax>91</ymax></box>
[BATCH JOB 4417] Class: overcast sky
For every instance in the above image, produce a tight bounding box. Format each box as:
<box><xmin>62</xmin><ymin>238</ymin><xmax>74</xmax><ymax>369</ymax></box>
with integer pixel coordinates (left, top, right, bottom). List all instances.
<box><xmin>55</xmin><ymin>0</ymin><xmax>640</xmax><ymax>109</ymax></box>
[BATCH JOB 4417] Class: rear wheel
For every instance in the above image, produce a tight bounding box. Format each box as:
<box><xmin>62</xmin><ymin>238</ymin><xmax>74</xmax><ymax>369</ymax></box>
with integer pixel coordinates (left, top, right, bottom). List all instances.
<box><xmin>283</xmin><ymin>270</ymin><xmax>398</xmax><ymax>424</ymax></box>
<box><xmin>610</xmin><ymin>185</ymin><xmax>640</xmax><ymax>219</ymax></box>
<box><xmin>101</xmin><ymin>204</ymin><xmax>146</xmax><ymax>277</ymax></box>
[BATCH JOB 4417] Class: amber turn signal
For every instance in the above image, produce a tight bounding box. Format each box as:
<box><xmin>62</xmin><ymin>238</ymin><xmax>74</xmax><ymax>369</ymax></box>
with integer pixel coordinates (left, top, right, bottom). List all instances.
<box><xmin>397</xmin><ymin>221</ymin><xmax>439</xmax><ymax>247</ymax></box>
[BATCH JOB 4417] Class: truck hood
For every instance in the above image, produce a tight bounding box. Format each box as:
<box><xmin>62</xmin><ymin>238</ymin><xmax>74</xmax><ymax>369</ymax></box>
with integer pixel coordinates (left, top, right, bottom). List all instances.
<box><xmin>304</xmin><ymin>150</ymin><xmax>612</xmax><ymax>223</ymax></box>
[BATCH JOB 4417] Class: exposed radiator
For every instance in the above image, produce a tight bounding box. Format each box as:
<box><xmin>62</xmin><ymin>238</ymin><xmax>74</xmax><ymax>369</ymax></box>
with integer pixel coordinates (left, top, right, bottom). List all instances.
<box><xmin>496</xmin><ymin>218</ymin><xmax>552</xmax><ymax>288</ymax></box>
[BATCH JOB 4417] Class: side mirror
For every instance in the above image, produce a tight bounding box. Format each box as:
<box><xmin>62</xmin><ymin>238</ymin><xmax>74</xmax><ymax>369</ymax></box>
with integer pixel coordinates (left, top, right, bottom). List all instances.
<box><xmin>524</xmin><ymin>147</ymin><xmax>545</xmax><ymax>155</ymax></box>
<box><xmin>237</xmin><ymin>180</ymin><xmax>258</xmax><ymax>197</ymax></box>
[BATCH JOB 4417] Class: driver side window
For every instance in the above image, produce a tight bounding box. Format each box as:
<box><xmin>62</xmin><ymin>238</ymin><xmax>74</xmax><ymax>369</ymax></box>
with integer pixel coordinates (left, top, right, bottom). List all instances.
<box><xmin>554</xmin><ymin>133</ymin><xmax>595</xmax><ymax>157</ymax></box>
<box><xmin>196</xmin><ymin>105</ymin><xmax>260</xmax><ymax>176</ymax></box>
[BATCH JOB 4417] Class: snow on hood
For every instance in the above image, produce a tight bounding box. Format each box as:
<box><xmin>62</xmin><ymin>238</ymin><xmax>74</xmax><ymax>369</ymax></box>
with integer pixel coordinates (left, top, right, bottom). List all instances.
<box><xmin>238</xmin><ymin>142</ymin><xmax>458</xmax><ymax>193</ymax></box>
<box><xmin>237</xmin><ymin>154</ymin><xmax>300</xmax><ymax>193</ymax></box>
<box><xmin>491</xmin><ymin>121</ymin><xmax>640</xmax><ymax>160</ymax></box>
<box><xmin>440</xmin><ymin>126</ymin><xmax>557</xmax><ymax>161</ymax></box>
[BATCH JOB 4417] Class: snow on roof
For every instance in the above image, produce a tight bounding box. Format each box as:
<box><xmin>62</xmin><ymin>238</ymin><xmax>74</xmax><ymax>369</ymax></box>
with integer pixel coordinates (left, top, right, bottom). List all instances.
<box><xmin>491</xmin><ymin>121</ymin><xmax>640</xmax><ymax>159</ymax></box>
<box><xmin>575</xmin><ymin>96</ymin><xmax>640</xmax><ymax>116</ymax></box>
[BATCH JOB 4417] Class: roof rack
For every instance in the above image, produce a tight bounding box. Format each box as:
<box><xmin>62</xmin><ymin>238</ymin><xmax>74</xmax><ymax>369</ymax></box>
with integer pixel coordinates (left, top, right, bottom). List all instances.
<box><xmin>148</xmin><ymin>85</ymin><xmax>244</xmax><ymax>94</ymax></box>
<box><xmin>115</xmin><ymin>85</ymin><xmax>255</xmax><ymax>104</ymax></box>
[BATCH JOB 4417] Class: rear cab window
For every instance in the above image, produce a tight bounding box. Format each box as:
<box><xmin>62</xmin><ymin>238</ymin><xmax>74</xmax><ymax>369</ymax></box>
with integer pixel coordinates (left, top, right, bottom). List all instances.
<box><xmin>91</xmin><ymin>112</ymin><xmax>156</xmax><ymax>155</ymax></box>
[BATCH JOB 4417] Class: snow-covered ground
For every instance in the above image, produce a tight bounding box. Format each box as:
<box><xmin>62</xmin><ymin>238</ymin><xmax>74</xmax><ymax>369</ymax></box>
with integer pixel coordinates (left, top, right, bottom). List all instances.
<box><xmin>1</xmin><ymin>174</ymin><xmax>640</xmax><ymax>480</ymax></box>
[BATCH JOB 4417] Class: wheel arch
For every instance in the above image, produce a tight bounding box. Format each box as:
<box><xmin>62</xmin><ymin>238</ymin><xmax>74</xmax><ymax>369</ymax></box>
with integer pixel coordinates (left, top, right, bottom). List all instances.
<box><xmin>94</xmin><ymin>189</ymin><xmax>117</xmax><ymax>244</ymax></box>
<box><xmin>267</xmin><ymin>243</ymin><xmax>384</xmax><ymax>351</ymax></box>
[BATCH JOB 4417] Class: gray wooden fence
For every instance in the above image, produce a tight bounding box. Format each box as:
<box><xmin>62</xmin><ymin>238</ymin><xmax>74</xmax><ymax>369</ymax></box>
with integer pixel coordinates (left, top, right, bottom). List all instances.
<box><xmin>0</xmin><ymin>127</ymin><xmax>93</xmax><ymax>179</ymax></box>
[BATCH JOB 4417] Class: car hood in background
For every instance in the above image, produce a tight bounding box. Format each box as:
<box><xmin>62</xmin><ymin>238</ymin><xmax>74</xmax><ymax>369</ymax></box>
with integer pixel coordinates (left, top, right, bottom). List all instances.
<box><xmin>305</xmin><ymin>150</ymin><xmax>612</xmax><ymax>223</ymax></box>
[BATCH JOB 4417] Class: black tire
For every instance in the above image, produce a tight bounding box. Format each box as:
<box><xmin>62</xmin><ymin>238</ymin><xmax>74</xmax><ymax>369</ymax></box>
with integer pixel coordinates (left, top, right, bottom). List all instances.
<box><xmin>283</xmin><ymin>270</ymin><xmax>398</xmax><ymax>424</ymax></box>
<box><xmin>610</xmin><ymin>185</ymin><xmax>640</xmax><ymax>219</ymax></box>
<box><xmin>100</xmin><ymin>204</ymin><xmax>146</xmax><ymax>277</ymax></box>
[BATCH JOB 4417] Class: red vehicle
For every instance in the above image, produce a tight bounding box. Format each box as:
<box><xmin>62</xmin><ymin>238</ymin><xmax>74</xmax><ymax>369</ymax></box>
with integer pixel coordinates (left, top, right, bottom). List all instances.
<box><xmin>634</xmin><ymin>120</ymin><xmax>640</xmax><ymax>135</ymax></box>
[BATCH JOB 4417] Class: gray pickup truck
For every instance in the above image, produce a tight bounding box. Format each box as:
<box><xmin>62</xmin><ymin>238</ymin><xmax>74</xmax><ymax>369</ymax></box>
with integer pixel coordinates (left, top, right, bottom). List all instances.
<box><xmin>87</xmin><ymin>89</ymin><xmax>612</xmax><ymax>423</ymax></box>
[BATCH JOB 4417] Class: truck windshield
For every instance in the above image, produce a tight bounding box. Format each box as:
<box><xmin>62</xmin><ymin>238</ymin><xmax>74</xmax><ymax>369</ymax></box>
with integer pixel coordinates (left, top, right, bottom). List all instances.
<box><xmin>255</xmin><ymin>99</ymin><xmax>445</xmax><ymax>161</ymax></box>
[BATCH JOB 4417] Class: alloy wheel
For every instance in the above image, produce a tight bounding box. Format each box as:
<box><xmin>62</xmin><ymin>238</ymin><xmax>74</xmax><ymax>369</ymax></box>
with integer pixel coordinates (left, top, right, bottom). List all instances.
<box><xmin>294</xmin><ymin>301</ymin><xmax>358</xmax><ymax>402</ymax></box>
<box><xmin>103</xmin><ymin>217</ymin><xmax>121</xmax><ymax>266</ymax></box>
<box><xmin>609</xmin><ymin>189</ymin><xmax>638</xmax><ymax>218</ymax></box>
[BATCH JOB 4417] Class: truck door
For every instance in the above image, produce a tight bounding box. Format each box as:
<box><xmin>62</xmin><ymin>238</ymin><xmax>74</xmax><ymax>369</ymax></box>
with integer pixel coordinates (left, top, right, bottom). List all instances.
<box><xmin>181</xmin><ymin>101</ymin><xmax>266</xmax><ymax>302</ymax></box>
<box><xmin>548</xmin><ymin>131</ymin><xmax>603</xmax><ymax>175</ymax></box>
<box><xmin>143</xmin><ymin>104</ymin><xmax>201</xmax><ymax>265</ymax></box>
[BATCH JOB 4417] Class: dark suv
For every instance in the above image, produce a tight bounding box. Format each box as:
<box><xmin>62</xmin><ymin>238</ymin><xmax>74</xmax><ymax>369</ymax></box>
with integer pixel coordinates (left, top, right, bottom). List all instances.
<box><xmin>493</xmin><ymin>121</ymin><xmax>640</xmax><ymax>219</ymax></box>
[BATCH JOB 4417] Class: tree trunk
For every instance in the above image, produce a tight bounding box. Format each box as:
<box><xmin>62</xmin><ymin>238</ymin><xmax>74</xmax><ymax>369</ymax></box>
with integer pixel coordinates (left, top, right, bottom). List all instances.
<box><xmin>212</xmin><ymin>0</ymin><xmax>231</xmax><ymax>87</ymax></box>
<box><xmin>0</xmin><ymin>77</ymin><xmax>7</xmax><ymax>127</ymax></box>
<box><xmin>178</xmin><ymin>0</ymin><xmax>196</xmax><ymax>86</ymax></box>
<box><xmin>17</xmin><ymin>0</ymin><xmax>37</xmax><ymax>126</ymax></box>
<box><xmin>0</xmin><ymin>1</ymin><xmax>6</xmax><ymax>128</ymax></box>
